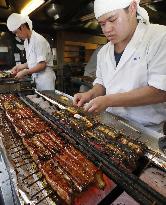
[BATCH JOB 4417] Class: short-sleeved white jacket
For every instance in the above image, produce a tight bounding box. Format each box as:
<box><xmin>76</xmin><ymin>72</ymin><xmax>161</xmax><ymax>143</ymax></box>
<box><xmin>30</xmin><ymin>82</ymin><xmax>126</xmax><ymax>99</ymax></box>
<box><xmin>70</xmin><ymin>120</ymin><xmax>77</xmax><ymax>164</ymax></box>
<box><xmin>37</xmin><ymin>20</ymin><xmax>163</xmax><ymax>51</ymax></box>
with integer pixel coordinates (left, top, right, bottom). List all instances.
<box><xmin>24</xmin><ymin>31</ymin><xmax>56</xmax><ymax>90</ymax></box>
<box><xmin>94</xmin><ymin>22</ymin><xmax>166</xmax><ymax>132</ymax></box>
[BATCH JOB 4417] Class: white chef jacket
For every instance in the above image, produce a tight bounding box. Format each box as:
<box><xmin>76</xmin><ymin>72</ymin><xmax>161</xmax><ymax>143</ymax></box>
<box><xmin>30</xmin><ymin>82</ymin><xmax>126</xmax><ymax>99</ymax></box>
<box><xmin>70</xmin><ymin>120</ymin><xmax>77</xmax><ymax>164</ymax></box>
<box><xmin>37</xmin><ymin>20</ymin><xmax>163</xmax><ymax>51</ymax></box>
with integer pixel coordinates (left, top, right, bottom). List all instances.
<box><xmin>24</xmin><ymin>30</ymin><xmax>56</xmax><ymax>91</ymax></box>
<box><xmin>94</xmin><ymin>22</ymin><xmax>166</xmax><ymax>132</ymax></box>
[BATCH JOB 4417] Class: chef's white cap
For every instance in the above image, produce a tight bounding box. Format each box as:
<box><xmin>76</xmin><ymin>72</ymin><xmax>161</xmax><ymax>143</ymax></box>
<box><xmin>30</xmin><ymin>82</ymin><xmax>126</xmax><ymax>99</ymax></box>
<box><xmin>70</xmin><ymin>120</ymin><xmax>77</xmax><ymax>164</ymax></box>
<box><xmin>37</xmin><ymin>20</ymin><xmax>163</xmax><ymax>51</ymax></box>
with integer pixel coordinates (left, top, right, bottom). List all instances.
<box><xmin>94</xmin><ymin>0</ymin><xmax>149</xmax><ymax>24</ymax></box>
<box><xmin>7</xmin><ymin>13</ymin><xmax>33</xmax><ymax>32</ymax></box>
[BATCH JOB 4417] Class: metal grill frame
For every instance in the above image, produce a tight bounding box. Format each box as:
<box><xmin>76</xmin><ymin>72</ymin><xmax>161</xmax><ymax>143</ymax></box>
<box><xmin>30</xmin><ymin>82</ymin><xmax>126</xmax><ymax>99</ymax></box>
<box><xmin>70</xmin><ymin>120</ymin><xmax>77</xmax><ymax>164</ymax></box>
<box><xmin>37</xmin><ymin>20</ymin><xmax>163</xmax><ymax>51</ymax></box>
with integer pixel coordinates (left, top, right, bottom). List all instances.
<box><xmin>19</xmin><ymin>93</ymin><xmax>166</xmax><ymax>205</ymax></box>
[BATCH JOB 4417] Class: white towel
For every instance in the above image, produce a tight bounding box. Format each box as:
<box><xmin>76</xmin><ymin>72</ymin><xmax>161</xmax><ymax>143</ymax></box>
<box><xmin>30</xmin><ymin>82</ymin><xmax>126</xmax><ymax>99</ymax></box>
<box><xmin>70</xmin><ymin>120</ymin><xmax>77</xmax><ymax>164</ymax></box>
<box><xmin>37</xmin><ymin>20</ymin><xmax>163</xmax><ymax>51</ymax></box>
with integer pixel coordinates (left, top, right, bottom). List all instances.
<box><xmin>94</xmin><ymin>0</ymin><xmax>149</xmax><ymax>24</ymax></box>
<box><xmin>7</xmin><ymin>13</ymin><xmax>33</xmax><ymax>32</ymax></box>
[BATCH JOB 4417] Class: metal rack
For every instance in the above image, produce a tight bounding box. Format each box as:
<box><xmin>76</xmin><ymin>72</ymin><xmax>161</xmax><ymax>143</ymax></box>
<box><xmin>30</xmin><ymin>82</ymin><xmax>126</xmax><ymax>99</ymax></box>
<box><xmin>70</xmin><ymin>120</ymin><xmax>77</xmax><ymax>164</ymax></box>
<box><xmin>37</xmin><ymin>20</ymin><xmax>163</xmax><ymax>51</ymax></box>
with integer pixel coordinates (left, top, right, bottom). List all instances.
<box><xmin>0</xmin><ymin>98</ymin><xmax>114</xmax><ymax>205</ymax></box>
<box><xmin>0</xmin><ymin>109</ymin><xmax>68</xmax><ymax>205</ymax></box>
<box><xmin>0</xmin><ymin>91</ymin><xmax>165</xmax><ymax>205</ymax></box>
<box><xmin>20</xmin><ymin>91</ymin><xmax>166</xmax><ymax>205</ymax></box>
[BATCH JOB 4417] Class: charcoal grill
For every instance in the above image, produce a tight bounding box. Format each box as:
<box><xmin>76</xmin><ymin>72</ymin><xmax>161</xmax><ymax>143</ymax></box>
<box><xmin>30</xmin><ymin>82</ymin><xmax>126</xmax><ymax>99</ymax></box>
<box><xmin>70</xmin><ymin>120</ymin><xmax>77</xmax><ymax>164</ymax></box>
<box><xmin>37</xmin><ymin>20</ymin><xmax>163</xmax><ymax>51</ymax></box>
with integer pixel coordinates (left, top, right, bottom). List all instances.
<box><xmin>0</xmin><ymin>99</ymin><xmax>115</xmax><ymax>205</ymax></box>
<box><xmin>0</xmin><ymin>91</ymin><xmax>166</xmax><ymax>205</ymax></box>
<box><xmin>22</xmin><ymin>90</ymin><xmax>166</xmax><ymax>205</ymax></box>
<box><xmin>0</xmin><ymin>110</ymin><xmax>61</xmax><ymax>205</ymax></box>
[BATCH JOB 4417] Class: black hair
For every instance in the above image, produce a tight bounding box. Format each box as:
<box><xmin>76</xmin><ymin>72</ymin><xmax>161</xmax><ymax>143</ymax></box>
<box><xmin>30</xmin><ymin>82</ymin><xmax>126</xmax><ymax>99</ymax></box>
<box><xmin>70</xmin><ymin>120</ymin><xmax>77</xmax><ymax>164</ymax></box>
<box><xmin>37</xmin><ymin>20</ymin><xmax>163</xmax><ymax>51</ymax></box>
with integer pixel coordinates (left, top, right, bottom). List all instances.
<box><xmin>20</xmin><ymin>22</ymin><xmax>30</xmax><ymax>30</ymax></box>
<box><xmin>24</xmin><ymin>22</ymin><xmax>30</xmax><ymax>29</ymax></box>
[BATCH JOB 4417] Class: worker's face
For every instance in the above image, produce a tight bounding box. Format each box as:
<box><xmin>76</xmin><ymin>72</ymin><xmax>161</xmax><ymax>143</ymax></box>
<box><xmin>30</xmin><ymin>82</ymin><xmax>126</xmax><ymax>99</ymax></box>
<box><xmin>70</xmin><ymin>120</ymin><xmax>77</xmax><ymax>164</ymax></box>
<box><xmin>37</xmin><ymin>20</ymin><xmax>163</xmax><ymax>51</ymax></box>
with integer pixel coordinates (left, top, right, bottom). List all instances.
<box><xmin>98</xmin><ymin>3</ymin><xmax>137</xmax><ymax>45</ymax></box>
<box><xmin>13</xmin><ymin>25</ymin><xmax>27</xmax><ymax>40</ymax></box>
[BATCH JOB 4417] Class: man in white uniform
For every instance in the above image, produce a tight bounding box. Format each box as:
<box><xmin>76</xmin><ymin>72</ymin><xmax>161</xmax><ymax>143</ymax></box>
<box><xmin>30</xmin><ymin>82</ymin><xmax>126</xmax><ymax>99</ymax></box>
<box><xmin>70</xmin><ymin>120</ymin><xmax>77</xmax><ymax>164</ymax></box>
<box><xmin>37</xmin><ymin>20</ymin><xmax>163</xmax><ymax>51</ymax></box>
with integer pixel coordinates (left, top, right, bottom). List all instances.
<box><xmin>73</xmin><ymin>0</ymin><xmax>166</xmax><ymax>133</ymax></box>
<box><xmin>7</xmin><ymin>13</ymin><xmax>56</xmax><ymax>91</ymax></box>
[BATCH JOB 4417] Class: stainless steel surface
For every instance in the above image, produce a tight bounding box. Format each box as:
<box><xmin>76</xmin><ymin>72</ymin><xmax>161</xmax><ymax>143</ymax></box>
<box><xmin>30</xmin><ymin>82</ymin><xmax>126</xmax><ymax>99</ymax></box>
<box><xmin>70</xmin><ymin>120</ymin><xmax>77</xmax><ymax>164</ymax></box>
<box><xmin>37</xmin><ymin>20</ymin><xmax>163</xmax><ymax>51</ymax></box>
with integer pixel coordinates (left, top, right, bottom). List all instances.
<box><xmin>0</xmin><ymin>143</ymin><xmax>20</xmax><ymax>205</ymax></box>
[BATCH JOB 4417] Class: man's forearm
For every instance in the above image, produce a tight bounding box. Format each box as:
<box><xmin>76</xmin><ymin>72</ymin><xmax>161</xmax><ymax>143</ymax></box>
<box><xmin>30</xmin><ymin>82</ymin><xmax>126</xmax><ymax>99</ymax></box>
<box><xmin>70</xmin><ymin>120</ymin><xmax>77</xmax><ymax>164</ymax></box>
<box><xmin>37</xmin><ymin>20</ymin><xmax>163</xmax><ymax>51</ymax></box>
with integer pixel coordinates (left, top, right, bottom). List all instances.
<box><xmin>107</xmin><ymin>86</ymin><xmax>166</xmax><ymax>107</ymax></box>
<box><xmin>88</xmin><ymin>83</ymin><xmax>106</xmax><ymax>99</ymax></box>
<box><xmin>28</xmin><ymin>62</ymin><xmax>46</xmax><ymax>75</ymax></box>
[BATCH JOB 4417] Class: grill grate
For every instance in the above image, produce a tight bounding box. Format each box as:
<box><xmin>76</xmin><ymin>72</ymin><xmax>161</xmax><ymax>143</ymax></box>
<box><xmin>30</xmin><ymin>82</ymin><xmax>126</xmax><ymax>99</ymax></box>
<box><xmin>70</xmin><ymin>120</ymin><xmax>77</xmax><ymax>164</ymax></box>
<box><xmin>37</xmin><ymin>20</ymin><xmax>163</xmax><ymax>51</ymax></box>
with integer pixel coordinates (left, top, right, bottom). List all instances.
<box><xmin>1</xmin><ymin>93</ymin><xmax>166</xmax><ymax>205</ymax></box>
<box><xmin>20</xmin><ymin>92</ymin><xmax>166</xmax><ymax>205</ymax></box>
<box><xmin>0</xmin><ymin>109</ymin><xmax>64</xmax><ymax>205</ymax></box>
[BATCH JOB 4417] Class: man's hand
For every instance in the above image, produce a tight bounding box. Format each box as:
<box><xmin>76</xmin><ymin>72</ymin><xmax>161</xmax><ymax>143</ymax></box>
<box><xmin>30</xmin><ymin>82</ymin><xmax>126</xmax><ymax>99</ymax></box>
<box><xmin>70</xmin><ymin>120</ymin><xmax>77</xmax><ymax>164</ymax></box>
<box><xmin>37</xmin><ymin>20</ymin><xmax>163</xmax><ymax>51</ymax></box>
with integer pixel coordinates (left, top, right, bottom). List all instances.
<box><xmin>15</xmin><ymin>69</ymin><xmax>29</xmax><ymax>79</ymax></box>
<box><xmin>84</xmin><ymin>95</ymin><xmax>110</xmax><ymax>113</ymax></box>
<box><xmin>73</xmin><ymin>92</ymin><xmax>93</xmax><ymax>107</ymax></box>
<box><xmin>73</xmin><ymin>84</ymin><xmax>106</xmax><ymax>108</ymax></box>
<box><xmin>11</xmin><ymin>64</ymin><xmax>26</xmax><ymax>76</ymax></box>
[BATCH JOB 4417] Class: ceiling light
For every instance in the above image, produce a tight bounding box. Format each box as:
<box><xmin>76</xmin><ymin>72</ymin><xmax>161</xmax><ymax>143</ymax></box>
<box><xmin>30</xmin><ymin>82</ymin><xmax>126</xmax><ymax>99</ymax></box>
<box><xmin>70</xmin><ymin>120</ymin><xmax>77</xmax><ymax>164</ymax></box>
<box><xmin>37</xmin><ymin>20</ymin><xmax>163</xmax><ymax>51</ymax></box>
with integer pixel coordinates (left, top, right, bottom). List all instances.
<box><xmin>21</xmin><ymin>0</ymin><xmax>45</xmax><ymax>16</ymax></box>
